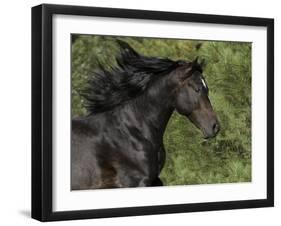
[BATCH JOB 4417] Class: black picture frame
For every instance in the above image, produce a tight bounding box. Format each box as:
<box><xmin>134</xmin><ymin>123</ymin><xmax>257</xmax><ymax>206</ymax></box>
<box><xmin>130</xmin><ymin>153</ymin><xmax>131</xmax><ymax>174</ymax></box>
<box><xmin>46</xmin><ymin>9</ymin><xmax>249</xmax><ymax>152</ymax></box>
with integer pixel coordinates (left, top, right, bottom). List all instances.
<box><xmin>31</xmin><ymin>3</ymin><xmax>274</xmax><ymax>222</ymax></box>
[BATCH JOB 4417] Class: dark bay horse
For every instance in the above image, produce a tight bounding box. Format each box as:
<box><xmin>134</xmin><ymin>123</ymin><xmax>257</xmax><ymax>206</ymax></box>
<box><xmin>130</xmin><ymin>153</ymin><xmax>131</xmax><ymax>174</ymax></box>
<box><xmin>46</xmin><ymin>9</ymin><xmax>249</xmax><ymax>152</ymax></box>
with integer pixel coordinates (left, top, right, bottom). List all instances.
<box><xmin>71</xmin><ymin>40</ymin><xmax>220</xmax><ymax>190</ymax></box>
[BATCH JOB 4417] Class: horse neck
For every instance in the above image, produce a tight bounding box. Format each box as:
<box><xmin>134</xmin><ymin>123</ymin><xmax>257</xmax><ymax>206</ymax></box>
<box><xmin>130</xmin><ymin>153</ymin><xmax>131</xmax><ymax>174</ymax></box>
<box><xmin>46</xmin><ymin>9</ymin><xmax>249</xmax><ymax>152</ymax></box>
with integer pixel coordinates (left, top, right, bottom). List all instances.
<box><xmin>129</xmin><ymin>75</ymin><xmax>175</xmax><ymax>140</ymax></box>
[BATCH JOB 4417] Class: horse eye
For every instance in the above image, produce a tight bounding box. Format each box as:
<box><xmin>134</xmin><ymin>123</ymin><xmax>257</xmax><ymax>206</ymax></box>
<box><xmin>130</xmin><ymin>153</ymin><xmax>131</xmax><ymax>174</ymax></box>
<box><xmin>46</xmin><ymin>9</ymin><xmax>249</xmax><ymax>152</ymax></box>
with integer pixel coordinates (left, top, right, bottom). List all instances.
<box><xmin>187</xmin><ymin>81</ymin><xmax>201</xmax><ymax>93</ymax></box>
<box><xmin>193</xmin><ymin>86</ymin><xmax>201</xmax><ymax>93</ymax></box>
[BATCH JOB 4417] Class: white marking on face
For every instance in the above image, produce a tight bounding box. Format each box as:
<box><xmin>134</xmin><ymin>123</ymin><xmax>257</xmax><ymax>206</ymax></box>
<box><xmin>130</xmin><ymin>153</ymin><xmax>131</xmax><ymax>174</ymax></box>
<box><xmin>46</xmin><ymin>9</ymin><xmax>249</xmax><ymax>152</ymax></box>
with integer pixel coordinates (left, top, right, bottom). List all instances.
<box><xmin>201</xmin><ymin>78</ymin><xmax>207</xmax><ymax>89</ymax></box>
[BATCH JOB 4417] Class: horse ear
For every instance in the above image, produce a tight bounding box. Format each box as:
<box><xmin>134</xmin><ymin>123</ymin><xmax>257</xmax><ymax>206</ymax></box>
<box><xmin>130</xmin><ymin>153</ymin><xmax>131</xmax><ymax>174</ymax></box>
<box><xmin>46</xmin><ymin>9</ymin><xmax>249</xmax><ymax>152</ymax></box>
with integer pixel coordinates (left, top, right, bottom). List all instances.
<box><xmin>116</xmin><ymin>39</ymin><xmax>139</xmax><ymax>57</ymax></box>
<box><xmin>192</xmin><ymin>57</ymin><xmax>207</xmax><ymax>70</ymax></box>
<box><xmin>199</xmin><ymin>58</ymin><xmax>207</xmax><ymax>69</ymax></box>
<box><xmin>192</xmin><ymin>57</ymin><xmax>199</xmax><ymax>65</ymax></box>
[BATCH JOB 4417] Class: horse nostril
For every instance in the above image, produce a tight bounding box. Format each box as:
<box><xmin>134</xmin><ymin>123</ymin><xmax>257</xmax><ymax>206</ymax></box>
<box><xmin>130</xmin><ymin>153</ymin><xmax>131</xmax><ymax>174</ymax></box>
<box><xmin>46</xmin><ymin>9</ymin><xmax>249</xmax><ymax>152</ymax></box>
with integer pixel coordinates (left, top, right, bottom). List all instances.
<box><xmin>212</xmin><ymin>122</ymin><xmax>220</xmax><ymax>134</ymax></box>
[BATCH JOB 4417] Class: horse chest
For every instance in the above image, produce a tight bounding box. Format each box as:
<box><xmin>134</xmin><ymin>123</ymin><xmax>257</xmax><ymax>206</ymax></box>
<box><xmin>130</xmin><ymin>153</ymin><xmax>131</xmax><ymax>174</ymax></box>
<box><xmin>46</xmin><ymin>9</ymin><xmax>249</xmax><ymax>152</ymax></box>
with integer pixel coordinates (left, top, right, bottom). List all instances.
<box><xmin>101</xmin><ymin>131</ymin><xmax>162</xmax><ymax>186</ymax></box>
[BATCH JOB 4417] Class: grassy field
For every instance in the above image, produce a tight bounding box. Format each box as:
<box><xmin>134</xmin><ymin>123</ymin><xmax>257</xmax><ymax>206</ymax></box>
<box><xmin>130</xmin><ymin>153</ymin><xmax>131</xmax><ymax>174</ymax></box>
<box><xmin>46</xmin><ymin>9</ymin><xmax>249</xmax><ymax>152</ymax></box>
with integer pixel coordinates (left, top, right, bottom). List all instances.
<box><xmin>71</xmin><ymin>35</ymin><xmax>252</xmax><ymax>186</ymax></box>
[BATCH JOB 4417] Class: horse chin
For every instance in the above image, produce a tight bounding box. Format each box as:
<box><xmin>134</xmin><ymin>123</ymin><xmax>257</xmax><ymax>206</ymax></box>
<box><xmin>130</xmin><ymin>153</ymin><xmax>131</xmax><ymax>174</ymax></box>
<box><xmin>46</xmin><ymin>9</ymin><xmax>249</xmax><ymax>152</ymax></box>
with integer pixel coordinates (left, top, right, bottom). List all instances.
<box><xmin>203</xmin><ymin>134</ymin><xmax>214</xmax><ymax>140</ymax></box>
<box><xmin>200</xmin><ymin>128</ymin><xmax>214</xmax><ymax>140</ymax></box>
<box><xmin>192</xmin><ymin>125</ymin><xmax>213</xmax><ymax>140</ymax></box>
<box><xmin>202</xmin><ymin>131</ymin><xmax>217</xmax><ymax>140</ymax></box>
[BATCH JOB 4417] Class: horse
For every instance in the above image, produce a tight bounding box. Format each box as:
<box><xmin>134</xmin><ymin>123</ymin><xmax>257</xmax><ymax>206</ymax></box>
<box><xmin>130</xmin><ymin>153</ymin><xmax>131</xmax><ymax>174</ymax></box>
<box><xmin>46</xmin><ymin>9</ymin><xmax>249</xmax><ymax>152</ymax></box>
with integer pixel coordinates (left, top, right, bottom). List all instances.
<box><xmin>71</xmin><ymin>40</ymin><xmax>220</xmax><ymax>190</ymax></box>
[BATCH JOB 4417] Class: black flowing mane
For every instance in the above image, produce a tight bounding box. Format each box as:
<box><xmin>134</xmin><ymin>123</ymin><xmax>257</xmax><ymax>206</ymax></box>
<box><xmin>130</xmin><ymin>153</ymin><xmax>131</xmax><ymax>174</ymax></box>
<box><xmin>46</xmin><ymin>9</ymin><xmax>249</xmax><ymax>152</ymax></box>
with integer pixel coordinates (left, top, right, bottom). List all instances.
<box><xmin>82</xmin><ymin>40</ymin><xmax>179</xmax><ymax>114</ymax></box>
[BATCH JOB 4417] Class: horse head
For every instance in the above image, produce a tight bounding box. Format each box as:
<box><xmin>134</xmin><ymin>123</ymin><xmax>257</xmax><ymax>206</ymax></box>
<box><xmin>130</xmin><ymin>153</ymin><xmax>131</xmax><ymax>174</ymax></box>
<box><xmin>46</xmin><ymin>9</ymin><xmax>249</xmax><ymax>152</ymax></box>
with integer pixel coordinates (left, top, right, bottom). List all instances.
<box><xmin>171</xmin><ymin>58</ymin><xmax>220</xmax><ymax>139</ymax></box>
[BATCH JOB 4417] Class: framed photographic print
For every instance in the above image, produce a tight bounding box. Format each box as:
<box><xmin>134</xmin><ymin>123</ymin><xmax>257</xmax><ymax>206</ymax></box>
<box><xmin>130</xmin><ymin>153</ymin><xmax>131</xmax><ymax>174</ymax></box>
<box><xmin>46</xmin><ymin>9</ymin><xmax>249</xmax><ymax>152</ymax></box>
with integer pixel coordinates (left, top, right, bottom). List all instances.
<box><xmin>31</xmin><ymin>4</ymin><xmax>274</xmax><ymax>221</ymax></box>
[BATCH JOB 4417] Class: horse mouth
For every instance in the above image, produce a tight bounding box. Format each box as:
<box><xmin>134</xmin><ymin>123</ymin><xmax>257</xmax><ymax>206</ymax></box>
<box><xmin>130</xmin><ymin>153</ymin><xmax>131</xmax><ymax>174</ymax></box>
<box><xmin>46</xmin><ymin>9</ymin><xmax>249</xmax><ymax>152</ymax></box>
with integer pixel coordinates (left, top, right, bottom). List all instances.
<box><xmin>191</xmin><ymin>124</ymin><xmax>215</xmax><ymax>140</ymax></box>
<box><xmin>203</xmin><ymin>133</ymin><xmax>217</xmax><ymax>139</ymax></box>
<box><xmin>202</xmin><ymin>128</ymin><xmax>219</xmax><ymax>139</ymax></box>
<box><xmin>186</xmin><ymin>115</ymin><xmax>220</xmax><ymax>139</ymax></box>
<box><xmin>199</xmin><ymin>121</ymin><xmax>220</xmax><ymax>139</ymax></box>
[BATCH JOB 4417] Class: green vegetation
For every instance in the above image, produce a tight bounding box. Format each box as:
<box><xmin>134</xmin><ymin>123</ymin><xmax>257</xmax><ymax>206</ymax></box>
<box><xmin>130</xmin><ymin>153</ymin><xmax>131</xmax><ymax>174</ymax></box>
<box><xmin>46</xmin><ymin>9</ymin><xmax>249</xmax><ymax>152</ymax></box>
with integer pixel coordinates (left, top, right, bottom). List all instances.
<box><xmin>72</xmin><ymin>35</ymin><xmax>252</xmax><ymax>185</ymax></box>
